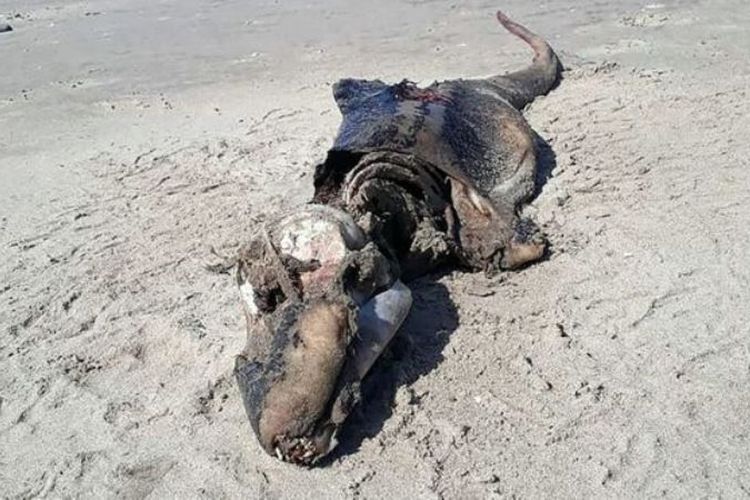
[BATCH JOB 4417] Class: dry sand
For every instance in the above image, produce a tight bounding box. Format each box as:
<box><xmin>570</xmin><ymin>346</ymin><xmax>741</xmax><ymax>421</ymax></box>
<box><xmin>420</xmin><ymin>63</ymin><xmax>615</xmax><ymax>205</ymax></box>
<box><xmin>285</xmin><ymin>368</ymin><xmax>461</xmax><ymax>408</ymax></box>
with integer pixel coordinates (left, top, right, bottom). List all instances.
<box><xmin>1</xmin><ymin>0</ymin><xmax>749</xmax><ymax>497</ymax></box>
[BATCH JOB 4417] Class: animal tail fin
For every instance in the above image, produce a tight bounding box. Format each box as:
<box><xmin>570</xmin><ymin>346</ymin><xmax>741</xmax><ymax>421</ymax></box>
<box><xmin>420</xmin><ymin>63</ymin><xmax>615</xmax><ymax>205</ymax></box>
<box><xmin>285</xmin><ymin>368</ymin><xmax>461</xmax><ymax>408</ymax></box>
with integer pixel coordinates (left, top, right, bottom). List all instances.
<box><xmin>488</xmin><ymin>10</ymin><xmax>562</xmax><ymax>109</ymax></box>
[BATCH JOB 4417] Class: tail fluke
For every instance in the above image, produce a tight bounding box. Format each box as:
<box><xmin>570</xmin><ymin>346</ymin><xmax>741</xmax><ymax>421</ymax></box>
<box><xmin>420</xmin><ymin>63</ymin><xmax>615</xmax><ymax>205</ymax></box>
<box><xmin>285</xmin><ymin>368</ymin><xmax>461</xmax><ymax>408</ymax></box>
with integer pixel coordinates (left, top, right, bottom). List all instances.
<box><xmin>489</xmin><ymin>11</ymin><xmax>561</xmax><ymax>109</ymax></box>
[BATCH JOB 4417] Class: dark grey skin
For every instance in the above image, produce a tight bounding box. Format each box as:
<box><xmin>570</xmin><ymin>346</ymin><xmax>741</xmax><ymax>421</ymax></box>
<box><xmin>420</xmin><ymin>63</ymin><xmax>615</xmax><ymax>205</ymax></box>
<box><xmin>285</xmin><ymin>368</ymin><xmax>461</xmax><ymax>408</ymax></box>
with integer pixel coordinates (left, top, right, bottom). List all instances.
<box><xmin>235</xmin><ymin>11</ymin><xmax>562</xmax><ymax>466</ymax></box>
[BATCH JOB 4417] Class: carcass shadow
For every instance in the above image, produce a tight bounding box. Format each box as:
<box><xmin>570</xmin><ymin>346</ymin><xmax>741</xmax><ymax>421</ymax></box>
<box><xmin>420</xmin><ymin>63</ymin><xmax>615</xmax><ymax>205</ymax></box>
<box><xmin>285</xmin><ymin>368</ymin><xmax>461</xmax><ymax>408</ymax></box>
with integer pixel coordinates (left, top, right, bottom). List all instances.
<box><xmin>325</xmin><ymin>272</ymin><xmax>459</xmax><ymax>461</ymax></box>
<box><xmin>532</xmin><ymin>131</ymin><xmax>558</xmax><ymax>198</ymax></box>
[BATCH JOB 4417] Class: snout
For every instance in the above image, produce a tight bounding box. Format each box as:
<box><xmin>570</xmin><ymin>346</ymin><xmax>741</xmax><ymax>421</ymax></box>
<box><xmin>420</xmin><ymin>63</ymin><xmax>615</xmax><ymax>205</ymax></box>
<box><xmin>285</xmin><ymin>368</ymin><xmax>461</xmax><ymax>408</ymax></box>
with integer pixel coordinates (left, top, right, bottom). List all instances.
<box><xmin>234</xmin><ymin>206</ymin><xmax>411</xmax><ymax>465</ymax></box>
<box><xmin>235</xmin><ymin>298</ymin><xmax>354</xmax><ymax>465</ymax></box>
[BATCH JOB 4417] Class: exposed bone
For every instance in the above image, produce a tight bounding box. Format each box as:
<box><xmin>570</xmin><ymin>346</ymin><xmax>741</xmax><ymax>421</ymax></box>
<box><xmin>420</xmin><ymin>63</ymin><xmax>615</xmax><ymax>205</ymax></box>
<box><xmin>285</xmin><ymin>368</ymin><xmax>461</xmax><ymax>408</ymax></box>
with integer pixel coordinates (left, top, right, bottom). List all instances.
<box><xmin>273</xmin><ymin>205</ymin><xmax>366</xmax><ymax>251</ymax></box>
<box><xmin>270</xmin><ymin>206</ymin><xmax>369</xmax><ymax>297</ymax></box>
<box><xmin>352</xmin><ymin>280</ymin><xmax>413</xmax><ymax>379</ymax></box>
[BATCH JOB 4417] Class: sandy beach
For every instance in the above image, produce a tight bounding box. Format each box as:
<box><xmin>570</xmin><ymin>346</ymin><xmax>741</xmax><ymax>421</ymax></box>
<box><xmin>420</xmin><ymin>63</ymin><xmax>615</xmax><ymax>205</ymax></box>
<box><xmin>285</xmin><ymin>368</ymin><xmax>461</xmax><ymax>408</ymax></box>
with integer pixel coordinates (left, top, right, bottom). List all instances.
<box><xmin>1</xmin><ymin>0</ymin><xmax>749</xmax><ymax>497</ymax></box>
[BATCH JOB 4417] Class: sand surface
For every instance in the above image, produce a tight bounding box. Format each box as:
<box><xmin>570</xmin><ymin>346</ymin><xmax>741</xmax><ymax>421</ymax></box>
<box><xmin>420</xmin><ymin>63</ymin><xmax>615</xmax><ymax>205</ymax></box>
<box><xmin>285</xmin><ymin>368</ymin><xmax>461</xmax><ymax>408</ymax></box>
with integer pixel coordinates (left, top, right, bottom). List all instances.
<box><xmin>2</xmin><ymin>0</ymin><xmax>749</xmax><ymax>497</ymax></box>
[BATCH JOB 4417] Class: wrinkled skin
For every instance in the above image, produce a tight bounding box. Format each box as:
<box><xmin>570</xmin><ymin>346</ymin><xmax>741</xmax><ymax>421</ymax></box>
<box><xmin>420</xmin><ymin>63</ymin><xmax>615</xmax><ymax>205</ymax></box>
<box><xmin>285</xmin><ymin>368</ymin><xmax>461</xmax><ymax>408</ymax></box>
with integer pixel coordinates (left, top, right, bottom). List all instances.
<box><xmin>235</xmin><ymin>11</ymin><xmax>562</xmax><ymax>466</ymax></box>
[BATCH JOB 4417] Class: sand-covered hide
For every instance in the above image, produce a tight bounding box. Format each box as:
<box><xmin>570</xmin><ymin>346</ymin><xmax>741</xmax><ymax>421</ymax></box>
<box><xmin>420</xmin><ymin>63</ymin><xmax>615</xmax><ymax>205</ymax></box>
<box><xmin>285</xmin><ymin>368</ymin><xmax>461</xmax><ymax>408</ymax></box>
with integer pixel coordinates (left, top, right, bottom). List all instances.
<box><xmin>1</xmin><ymin>0</ymin><xmax>749</xmax><ymax>497</ymax></box>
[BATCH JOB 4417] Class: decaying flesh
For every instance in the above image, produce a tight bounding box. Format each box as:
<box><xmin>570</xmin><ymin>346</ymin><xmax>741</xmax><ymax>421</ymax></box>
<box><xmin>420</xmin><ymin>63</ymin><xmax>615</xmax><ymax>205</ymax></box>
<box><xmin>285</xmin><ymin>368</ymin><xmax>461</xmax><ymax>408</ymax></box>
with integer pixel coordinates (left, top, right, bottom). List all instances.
<box><xmin>235</xmin><ymin>11</ymin><xmax>561</xmax><ymax>466</ymax></box>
